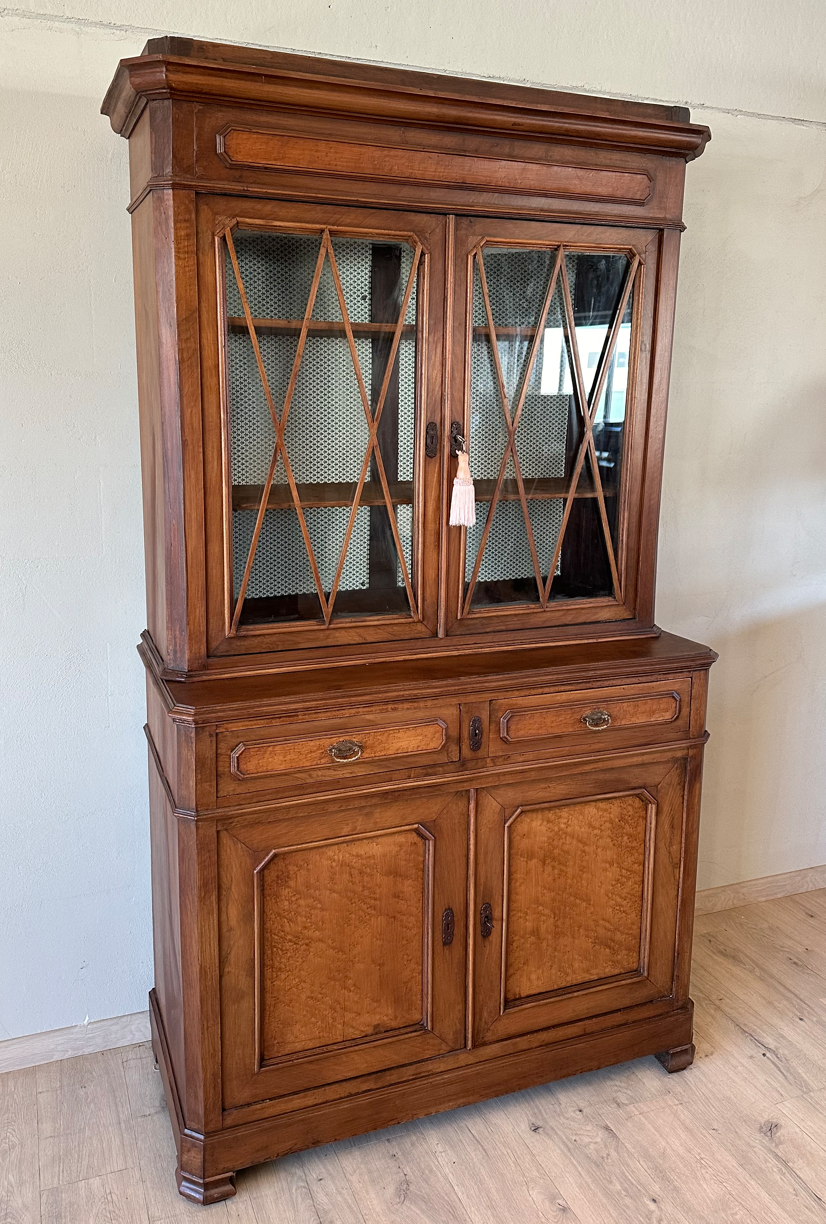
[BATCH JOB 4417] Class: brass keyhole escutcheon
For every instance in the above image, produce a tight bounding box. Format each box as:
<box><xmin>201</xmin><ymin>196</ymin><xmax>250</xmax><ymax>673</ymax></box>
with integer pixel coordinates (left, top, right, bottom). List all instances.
<box><xmin>425</xmin><ymin>421</ymin><xmax>439</xmax><ymax>458</ymax></box>
<box><xmin>480</xmin><ymin>902</ymin><xmax>494</xmax><ymax>939</ymax></box>
<box><xmin>442</xmin><ymin>908</ymin><xmax>455</xmax><ymax>946</ymax></box>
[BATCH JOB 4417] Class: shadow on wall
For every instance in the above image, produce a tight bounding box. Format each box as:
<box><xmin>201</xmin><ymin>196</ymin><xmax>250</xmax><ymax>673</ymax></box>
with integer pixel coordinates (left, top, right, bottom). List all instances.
<box><xmin>696</xmin><ymin>601</ymin><xmax>826</xmax><ymax>891</ymax></box>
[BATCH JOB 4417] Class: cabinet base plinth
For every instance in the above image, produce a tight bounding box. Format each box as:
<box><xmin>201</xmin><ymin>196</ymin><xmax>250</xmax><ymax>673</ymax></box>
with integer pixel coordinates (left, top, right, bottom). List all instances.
<box><xmin>655</xmin><ymin>1043</ymin><xmax>695</xmax><ymax>1073</ymax></box>
<box><xmin>150</xmin><ymin>989</ymin><xmax>694</xmax><ymax>1200</ymax></box>
<box><xmin>176</xmin><ymin>1169</ymin><xmax>237</xmax><ymax>1205</ymax></box>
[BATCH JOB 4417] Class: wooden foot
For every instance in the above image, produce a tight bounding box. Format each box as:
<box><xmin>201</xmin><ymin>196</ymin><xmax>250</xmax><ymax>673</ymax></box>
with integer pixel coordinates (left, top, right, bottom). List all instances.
<box><xmin>655</xmin><ymin>1043</ymin><xmax>695</xmax><ymax>1073</ymax></box>
<box><xmin>176</xmin><ymin>1168</ymin><xmax>237</xmax><ymax>1204</ymax></box>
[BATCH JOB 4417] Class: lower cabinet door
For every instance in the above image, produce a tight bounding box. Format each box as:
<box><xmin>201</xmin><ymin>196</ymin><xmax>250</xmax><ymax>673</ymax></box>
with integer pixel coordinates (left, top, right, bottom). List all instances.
<box><xmin>472</xmin><ymin>755</ymin><xmax>687</xmax><ymax>1045</ymax></box>
<box><xmin>218</xmin><ymin>789</ymin><xmax>468</xmax><ymax>1108</ymax></box>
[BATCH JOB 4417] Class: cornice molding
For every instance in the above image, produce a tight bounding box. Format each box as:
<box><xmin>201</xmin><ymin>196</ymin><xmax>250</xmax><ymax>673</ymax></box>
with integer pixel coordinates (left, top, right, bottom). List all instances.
<box><xmin>102</xmin><ymin>43</ymin><xmax>710</xmax><ymax>161</ymax></box>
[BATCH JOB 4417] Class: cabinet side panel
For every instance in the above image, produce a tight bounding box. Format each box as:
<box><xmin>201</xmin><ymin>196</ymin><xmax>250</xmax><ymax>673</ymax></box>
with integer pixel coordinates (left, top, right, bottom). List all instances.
<box><xmin>131</xmin><ymin>198</ymin><xmax>167</xmax><ymax>657</ymax></box>
<box><xmin>148</xmin><ymin>749</ymin><xmax>186</xmax><ymax>1110</ymax></box>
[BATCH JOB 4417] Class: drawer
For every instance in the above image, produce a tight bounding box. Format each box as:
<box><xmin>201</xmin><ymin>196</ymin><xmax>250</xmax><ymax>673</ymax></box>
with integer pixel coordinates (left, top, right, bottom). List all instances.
<box><xmin>489</xmin><ymin>677</ymin><xmax>692</xmax><ymax>757</ymax></box>
<box><xmin>217</xmin><ymin>701</ymin><xmax>460</xmax><ymax>797</ymax></box>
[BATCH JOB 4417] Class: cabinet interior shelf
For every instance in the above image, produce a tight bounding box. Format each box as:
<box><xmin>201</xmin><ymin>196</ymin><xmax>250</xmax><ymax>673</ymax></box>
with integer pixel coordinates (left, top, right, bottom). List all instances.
<box><xmin>228</xmin><ymin>318</ymin><xmax>550</xmax><ymax>341</ymax></box>
<box><xmin>232</xmin><ymin>478</ymin><xmax>613</xmax><ymax>511</ymax></box>
<box><xmin>228</xmin><ymin>317</ymin><xmax>416</xmax><ymax>339</ymax></box>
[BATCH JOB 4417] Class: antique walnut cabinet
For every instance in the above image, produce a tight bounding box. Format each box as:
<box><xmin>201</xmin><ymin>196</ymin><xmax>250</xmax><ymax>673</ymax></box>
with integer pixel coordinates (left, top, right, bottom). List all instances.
<box><xmin>103</xmin><ymin>38</ymin><xmax>714</xmax><ymax>1205</ymax></box>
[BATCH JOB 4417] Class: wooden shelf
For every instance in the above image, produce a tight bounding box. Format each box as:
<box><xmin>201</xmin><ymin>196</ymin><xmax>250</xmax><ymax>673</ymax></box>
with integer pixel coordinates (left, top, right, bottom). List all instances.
<box><xmin>472</xmin><ymin>325</ymin><xmax>543</xmax><ymax>338</ymax></box>
<box><xmin>228</xmin><ymin>317</ymin><xmax>416</xmax><ymax>339</ymax></box>
<box><xmin>232</xmin><ymin>478</ymin><xmax>613</xmax><ymax>512</ymax></box>
<box><xmin>233</xmin><ymin>481</ymin><xmax>415</xmax><ymax>510</ymax></box>
<box><xmin>479</xmin><ymin>478</ymin><xmax>567</xmax><ymax>502</ymax></box>
<box><xmin>227</xmin><ymin>320</ymin><xmax>545</xmax><ymax>340</ymax></box>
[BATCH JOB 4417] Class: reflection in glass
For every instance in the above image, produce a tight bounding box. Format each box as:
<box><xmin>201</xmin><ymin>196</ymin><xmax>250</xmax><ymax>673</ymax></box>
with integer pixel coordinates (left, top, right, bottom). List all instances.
<box><xmin>226</xmin><ymin>231</ymin><xmax>418</xmax><ymax>625</ymax></box>
<box><xmin>465</xmin><ymin>247</ymin><xmax>634</xmax><ymax>610</ymax></box>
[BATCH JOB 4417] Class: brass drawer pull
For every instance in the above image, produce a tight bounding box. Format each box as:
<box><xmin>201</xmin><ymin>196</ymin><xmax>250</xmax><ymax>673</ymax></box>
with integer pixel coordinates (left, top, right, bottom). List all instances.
<box><xmin>581</xmin><ymin>709</ymin><xmax>612</xmax><ymax>731</ymax></box>
<box><xmin>327</xmin><ymin>739</ymin><xmax>363</xmax><ymax>763</ymax></box>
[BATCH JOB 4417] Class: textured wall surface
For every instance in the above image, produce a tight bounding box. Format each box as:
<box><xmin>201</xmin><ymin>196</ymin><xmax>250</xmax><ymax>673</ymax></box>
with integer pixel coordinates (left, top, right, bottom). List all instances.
<box><xmin>1</xmin><ymin>2</ymin><xmax>824</xmax><ymax>1040</ymax></box>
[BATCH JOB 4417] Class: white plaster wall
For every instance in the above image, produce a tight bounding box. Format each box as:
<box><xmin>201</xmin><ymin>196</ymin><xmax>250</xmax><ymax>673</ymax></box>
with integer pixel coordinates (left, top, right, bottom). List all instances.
<box><xmin>1</xmin><ymin>2</ymin><xmax>824</xmax><ymax>1040</ymax></box>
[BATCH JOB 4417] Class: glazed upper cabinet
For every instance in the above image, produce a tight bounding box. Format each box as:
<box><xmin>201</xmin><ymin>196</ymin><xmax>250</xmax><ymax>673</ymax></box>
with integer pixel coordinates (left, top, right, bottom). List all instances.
<box><xmin>113</xmin><ymin>40</ymin><xmax>709</xmax><ymax>677</ymax></box>
<box><xmin>198</xmin><ymin>198</ymin><xmax>661</xmax><ymax>657</ymax></box>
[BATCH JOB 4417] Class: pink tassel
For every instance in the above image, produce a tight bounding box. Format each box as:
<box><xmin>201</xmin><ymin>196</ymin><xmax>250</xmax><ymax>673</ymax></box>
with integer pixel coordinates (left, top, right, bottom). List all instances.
<box><xmin>449</xmin><ymin>450</ymin><xmax>476</xmax><ymax>527</ymax></box>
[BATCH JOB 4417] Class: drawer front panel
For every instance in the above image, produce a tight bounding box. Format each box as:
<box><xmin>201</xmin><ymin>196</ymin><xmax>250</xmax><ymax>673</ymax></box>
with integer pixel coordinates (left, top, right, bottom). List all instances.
<box><xmin>490</xmin><ymin>678</ymin><xmax>691</xmax><ymax>757</ymax></box>
<box><xmin>218</xmin><ymin>702</ymin><xmax>460</xmax><ymax>797</ymax></box>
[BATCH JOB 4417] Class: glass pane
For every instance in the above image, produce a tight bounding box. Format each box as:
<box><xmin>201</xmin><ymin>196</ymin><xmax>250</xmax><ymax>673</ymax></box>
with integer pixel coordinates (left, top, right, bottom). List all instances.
<box><xmin>225</xmin><ymin>230</ymin><xmax>419</xmax><ymax>625</ymax></box>
<box><xmin>550</xmin><ymin>450</ymin><xmax>614</xmax><ymax>599</ymax></box>
<box><xmin>465</xmin><ymin>244</ymin><xmax>634</xmax><ymax>610</ymax></box>
<box><xmin>560</xmin><ymin>250</ymin><xmax>632</xmax><ymax>584</ymax></box>
<box><xmin>467</xmin><ymin>247</ymin><xmax>562</xmax><ymax>608</ymax></box>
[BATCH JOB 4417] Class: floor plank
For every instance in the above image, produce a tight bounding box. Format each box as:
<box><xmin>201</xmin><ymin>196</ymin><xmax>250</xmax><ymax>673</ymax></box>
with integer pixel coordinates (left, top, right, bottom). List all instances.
<box><xmin>0</xmin><ymin>1066</ymin><xmax>40</xmax><ymax>1224</ymax></box>
<box><xmin>508</xmin><ymin>1087</ymin><xmax>691</xmax><ymax>1224</ymax></box>
<box><xmin>299</xmin><ymin>1146</ymin><xmax>368</xmax><ymax>1224</ymax></box>
<box><xmin>334</xmin><ymin>1123</ymin><xmax>475</xmax><ymax>1223</ymax></box>
<box><xmin>36</xmin><ymin>1049</ymin><xmax>138</xmax><ymax>1191</ymax></box>
<box><xmin>235</xmin><ymin>1145</ymin><xmax>366</xmax><ymax>1224</ymax></box>
<box><xmin>40</xmin><ymin>1168</ymin><xmax>148</xmax><ymax>1224</ymax></box>
<box><xmin>411</xmin><ymin>1101</ymin><xmax>580</xmax><ymax>1222</ymax></box>
<box><xmin>602</xmin><ymin>1096</ymin><xmax>795</xmax><ymax>1224</ymax></box>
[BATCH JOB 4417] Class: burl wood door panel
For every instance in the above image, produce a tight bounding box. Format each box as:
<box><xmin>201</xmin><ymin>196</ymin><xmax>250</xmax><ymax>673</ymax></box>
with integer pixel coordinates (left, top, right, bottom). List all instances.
<box><xmin>472</xmin><ymin>755</ymin><xmax>687</xmax><ymax>1045</ymax></box>
<box><xmin>219</xmin><ymin>790</ymin><xmax>467</xmax><ymax>1108</ymax></box>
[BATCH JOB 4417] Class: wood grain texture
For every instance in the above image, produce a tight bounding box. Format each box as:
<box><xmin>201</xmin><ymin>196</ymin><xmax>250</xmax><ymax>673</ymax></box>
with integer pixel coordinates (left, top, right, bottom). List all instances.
<box><xmin>495</xmin><ymin>679</ymin><xmax>688</xmax><ymax>746</ymax></box>
<box><xmin>218</xmin><ymin>791</ymin><xmax>468</xmax><ymax>1109</ymax></box>
<box><xmin>231</xmin><ymin>718</ymin><xmax>448</xmax><ymax>778</ymax></box>
<box><xmin>0</xmin><ymin>1067</ymin><xmax>40</xmax><ymax>1224</ymax></box>
<box><xmin>259</xmin><ymin>828</ymin><xmax>428</xmax><ymax>1058</ymax></box>
<box><xmin>472</xmin><ymin>756</ymin><xmax>685</xmax><ymax>1047</ymax></box>
<box><xmin>504</xmin><ymin>793</ymin><xmax>650</xmax><ymax>1002</ymax></box>
<box><xmin>36</xmin><ymin>1050</ymin><xmax>138</xmax><ymax>1192</ymax></box>
<box><xmin>40</xmin><ymin>1169</ymin><xmax>149</xmax><ymax>1224</ymax></box>
<box><xmin>219</xmin><ymin>127</ymin><xmax>654</xmax><ymax>205</ymax></box>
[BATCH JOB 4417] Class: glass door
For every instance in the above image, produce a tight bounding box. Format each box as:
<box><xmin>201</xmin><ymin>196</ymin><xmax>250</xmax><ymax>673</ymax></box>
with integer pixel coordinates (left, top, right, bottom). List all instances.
<box><xmin>198</xmin><ymin>200</ymin><xmax>446</xmax><ymax>655</ymax></box>
<box><xmin>444</xmin><ymin>218</ymin><xmax>659</xmax><ymax>636</ymax></box>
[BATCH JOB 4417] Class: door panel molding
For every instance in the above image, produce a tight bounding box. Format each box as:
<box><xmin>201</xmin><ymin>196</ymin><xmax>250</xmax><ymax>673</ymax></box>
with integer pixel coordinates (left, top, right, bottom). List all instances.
<box><xmin>219</xmin><ymin>790</ymin><xmax>467</xmax><ymax>1106</ymax></box>
<box><xmin>250</xmin><ymin>823</ymin><xmax>435</xmax><ymax>1071</ymax></box>
<box><xmin>472</xmin><ymin>756</ymin><xmax>686</xmax><ymax>1046</ymax></box>
<box><xmin>500</xmin><ymin>789</ymin><xmax>657</xmax><ymax>1013</ymax></box>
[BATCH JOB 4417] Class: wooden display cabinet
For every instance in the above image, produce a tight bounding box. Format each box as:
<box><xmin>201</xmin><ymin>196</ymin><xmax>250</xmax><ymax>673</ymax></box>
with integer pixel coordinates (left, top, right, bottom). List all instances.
<box><xmin>104</xmin><ymin>38</ymin><xmax>715</xmax><ymax>1204</ymax></box>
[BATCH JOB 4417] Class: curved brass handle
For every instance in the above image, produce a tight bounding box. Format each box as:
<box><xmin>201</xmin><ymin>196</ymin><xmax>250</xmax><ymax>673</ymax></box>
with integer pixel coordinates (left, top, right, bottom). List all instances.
<box><xmin>581</xmin><ymin>709</ymin><xmax>612</xmax><ymax>731</ymax></box>
<box><xmin>327</xmin><ymin>739</ymin><xmax>363</xmax><ymax>763</ymax></box>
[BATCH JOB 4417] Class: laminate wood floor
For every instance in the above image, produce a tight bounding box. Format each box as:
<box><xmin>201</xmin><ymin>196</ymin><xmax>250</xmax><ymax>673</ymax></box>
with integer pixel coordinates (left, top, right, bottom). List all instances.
<box><xmin>6</xmin><ymin>890</ymin><xmax>826</xmax><ymax>1223</ymax></box>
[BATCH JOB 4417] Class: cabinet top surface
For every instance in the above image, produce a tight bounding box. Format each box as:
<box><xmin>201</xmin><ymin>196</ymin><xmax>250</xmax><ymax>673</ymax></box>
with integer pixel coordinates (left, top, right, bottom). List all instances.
<box><xmin>146</xmin><ymin>629</ymin><xmax>716</xmax><ymax>721</ymax></box>
<box><xmin>101</xmin><ymin>35</ymin><xmax>710</xmax><ymax>161</ymax></box>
